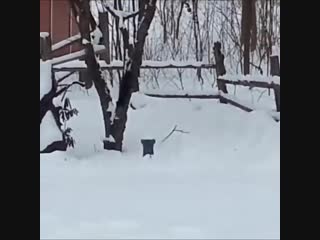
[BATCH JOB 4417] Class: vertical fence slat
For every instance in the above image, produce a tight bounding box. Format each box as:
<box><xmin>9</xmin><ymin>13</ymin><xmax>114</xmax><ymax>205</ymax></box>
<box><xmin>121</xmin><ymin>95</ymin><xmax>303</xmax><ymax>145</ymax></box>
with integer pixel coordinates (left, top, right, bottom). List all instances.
<box><xmin>213</xmin><ymin>41</ymin><xmax>228</xmax><ymax>103</ymax></box>
<box><xmin>40</xmin><ymin>34</ymin><xmax>52</xmax><ymax>61</ymax></box>
<box><xmin>270</xmin><ymin>55</ymin><xmax>280</xmax><ymax>112</ymax></box>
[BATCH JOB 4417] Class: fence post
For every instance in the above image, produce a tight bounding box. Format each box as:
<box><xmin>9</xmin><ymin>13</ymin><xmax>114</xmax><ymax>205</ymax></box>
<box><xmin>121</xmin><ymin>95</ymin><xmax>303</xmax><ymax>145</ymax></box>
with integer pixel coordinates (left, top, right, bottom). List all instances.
<box><xmin>213</xmin><ymin>41</ymin><xmax>228</xmax><ymax>103</ymax></box>
<box><xmin>79</xmin><ymin>70</ymin><xmax>93</xmax><ymax>89</ymax></box>
<box><xmin>98</xmin><ymin>12</ymin><xmax>111</xmax><ymax>63</ymax></box>
<box><xmin>40</xmin><ymin>33</ymin><xmax>52</xmax><ymax>61</ymax></box>
<box><xmin>273</xmin><ymin>84</ymin><xmax>280</xmax><ymax>112</ymax></box>
<box><xmin>270</xmin><ymin>55</ymin><xmax>280</xmax><ymax>112</ymax></box>
<box><xmin>270</xmin><ymin>55</ymin><xmax>280</xmax><ymax>76</ymax></box>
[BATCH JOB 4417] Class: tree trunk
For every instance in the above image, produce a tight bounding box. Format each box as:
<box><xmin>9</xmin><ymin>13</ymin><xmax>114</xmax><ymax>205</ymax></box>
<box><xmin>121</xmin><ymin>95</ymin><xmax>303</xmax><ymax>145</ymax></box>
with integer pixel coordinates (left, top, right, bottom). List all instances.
<box><xmin>105</xmin><ymin>0</ymin><xmax>157</xmax><ymax>151</ymax></box>
<box><xmin>162</xmin><ymin>0</ymin><xmax>168</xmax><ymax>43</ymax></box>
<box><xmin>241</xmin><ymin>0</ymin><xmax>253</xmax><ymax>75</ymax></box>
<box><xmin>72</xmin><ymin>0</ymin><xmax>114</xmax><ymax>146</ymax></box>
<box><xmin>175</xmin><ymin>1</ymin><xmax>184</xmax><ymax>39</ymax></box>
<box><xmin>132</xmin><ymin>0</ymin><xmax>137</xmax><ymax>40</ymax></box>
<box><xmin>104</xmin><ymin>71</ymin><xmax>133</xmax><ymax>151</ymax></box>
<box><xmin>71</xmin><ymin>0</ymin><xmax>156</xmax><ymax>152</ymax></box>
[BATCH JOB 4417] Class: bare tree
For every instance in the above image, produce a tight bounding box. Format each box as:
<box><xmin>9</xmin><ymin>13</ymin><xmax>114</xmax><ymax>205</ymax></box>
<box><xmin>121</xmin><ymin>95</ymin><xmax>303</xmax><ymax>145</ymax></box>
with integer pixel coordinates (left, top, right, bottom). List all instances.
<box><xmin>71</xmin><ymin>0</ymin><xmax>157</xmax><ymax>151</ymax></box>
<box><xmin>105</xmin><ymin>0</ymin><xmax>157</xmax><ymax>151</ymax></box>
<box><xmin>70</xmin><ymin>0</ymin><xmax>116</xmax><ymax>151</ymax></box>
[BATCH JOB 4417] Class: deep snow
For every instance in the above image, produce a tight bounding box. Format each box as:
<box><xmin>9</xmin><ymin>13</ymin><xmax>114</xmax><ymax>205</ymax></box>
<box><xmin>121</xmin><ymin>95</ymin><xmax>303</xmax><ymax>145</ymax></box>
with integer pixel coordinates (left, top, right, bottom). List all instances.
<box><xmin>40</xmin><ymin>0</ymin><xmax>280</xmax><ymax>236</ymax></box>
<box><xmin>40</xmin><ymin>83</ymin><xmax>280</xmax><ymax>239</ymax></box>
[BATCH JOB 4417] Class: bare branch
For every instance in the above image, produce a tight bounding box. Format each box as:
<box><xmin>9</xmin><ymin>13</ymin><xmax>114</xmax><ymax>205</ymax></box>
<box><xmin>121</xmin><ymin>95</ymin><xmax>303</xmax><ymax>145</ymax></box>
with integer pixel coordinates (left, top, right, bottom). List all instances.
<box><xmin>54</xmin><ymin>82</ymin><xmax>85</xmax><ymax>99</ymax></box>
<box><xmin>160</xmin><ymin>125</ymin><xmax>190</xmax><ymax>143</ymax></box>
<box><xmin>57</xmin><ymin>71</ymin><xmax>77</xmax><ymax>83</ymax></box>
<box><xmin>161</xmin><ymin>125</ymin><xmax>177</xmax><ymax>143</ymax></box>
<box><xmin>98</xmin><ymin>1</ymin><xmax>141</xmax><ymax>20</ymax></box>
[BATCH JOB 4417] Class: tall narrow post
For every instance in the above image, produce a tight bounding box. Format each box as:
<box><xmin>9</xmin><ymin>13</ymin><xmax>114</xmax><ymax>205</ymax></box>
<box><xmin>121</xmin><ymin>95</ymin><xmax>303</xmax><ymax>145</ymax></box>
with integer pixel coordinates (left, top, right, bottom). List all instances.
<box><xmin>213</xmin><ymin>41</ymin><xmax>228</xmax><ymax>103</ymax></box>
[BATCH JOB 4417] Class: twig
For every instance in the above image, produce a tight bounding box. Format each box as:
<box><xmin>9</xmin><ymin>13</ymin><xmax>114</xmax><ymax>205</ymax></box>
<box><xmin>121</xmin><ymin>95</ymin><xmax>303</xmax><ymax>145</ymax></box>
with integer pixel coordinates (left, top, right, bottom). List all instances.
<box><xmin>257</xmin><ymin>89</ymin><xmax>267</xmax><ymax>102</ymax></box>
<box><xmin>57</xmin><ymin>71</ymin><xmax>77</xmax><ymax>83</ymax></box>
<box><xmin>160</xmin><ymin>125</ymin><xmax>190</xmax><ymax>143</ymax></box>
<box><xmin>249</xmin><ymin>62</ymin><xmax>263</xmax><ymax>74</ymax></box>
<box><xmin>161</xmin><ymin>125</ymin><xmax>177</xmax><ymax>143</ymax></box>
<box><xmin>175</xmin><ymin>129</ymin><xmax>190</xmax><ymax>134</ymax></box>
<box><xmin>61</xmin><ymin>89</ymin><xmax>71</xmax><ymax>103</ymax></box>
<box><xmin>54</xmin><ymin>81</ymin><xmax>85</xmax><ymax>99</ymax></box>
<box><xmin>100</xmin><ymin>1</ymin><xmax>141</xmax><ymax>20</ymax></box>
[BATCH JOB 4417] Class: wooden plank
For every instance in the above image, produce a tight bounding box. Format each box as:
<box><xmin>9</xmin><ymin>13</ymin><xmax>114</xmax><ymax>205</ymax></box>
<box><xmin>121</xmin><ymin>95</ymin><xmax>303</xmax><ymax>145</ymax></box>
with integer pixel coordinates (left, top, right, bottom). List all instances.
<box><xmin>143</xmin><ymin>92</ymin><xmax>279</xmax><ymax>121</ymax></box>
<box><xmin>219</xmin><ymin>94</ymin><xmax>279</xmax><ymax>121</ymax></box>
<box><xmin>219</xmin><ymin>75</ymin><xmax>280</xmax><ymax>114</ymax></box>
<box><xmin>219</xmin><ymin>95</ymin><xmax>253</xmax><ymax>112</ymax></box>
<box><xmin>144</xmin><ymin>93</ymin><xmax>220</xmax><ymax>99</ymax></box>
<box><xmin>218</xmin><ymin>78</ymin><xmax>280</xmax><ymax>89</ymax></box>
<box><xmin>51</xmin><ymin>46</ymin><xmax>106</xmax><ymax>65</ymax></box>
<box><xmin>52</xmin><ymin>34</ymin><xmax>81</xmax><ymax>52</ymax></box>
<box><xmin>138</xmin><ymin>63</ymin><xmax>215</xmax><ymax>69</ymax></box>
<box><xmin>53</xmin><ymin>62</ymin><xmax>216</xmax><ymax>72</ymax></box>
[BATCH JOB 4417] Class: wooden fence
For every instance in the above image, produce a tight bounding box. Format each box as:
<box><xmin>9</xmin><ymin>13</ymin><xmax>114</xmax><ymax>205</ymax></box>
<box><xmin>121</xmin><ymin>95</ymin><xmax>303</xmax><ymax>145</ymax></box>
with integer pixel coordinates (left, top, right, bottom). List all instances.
<box><xmin>41</xmin><ymin>34</ymin><xmax>280</xmax><ymax>120</ymax></box>
<box><xmin>213</xmin><ymin>41</ymin><xmax>280</xmax><ymax>116</ymax></box>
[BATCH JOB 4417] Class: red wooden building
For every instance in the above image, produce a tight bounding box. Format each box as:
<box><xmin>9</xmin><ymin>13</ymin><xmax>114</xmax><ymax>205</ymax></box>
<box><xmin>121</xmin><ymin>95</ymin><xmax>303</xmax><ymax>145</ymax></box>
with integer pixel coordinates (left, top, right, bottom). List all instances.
<box><xmin>40</xmin><ymin>0</ymin><xmax>80</xmax><ymax>55</ymax></box>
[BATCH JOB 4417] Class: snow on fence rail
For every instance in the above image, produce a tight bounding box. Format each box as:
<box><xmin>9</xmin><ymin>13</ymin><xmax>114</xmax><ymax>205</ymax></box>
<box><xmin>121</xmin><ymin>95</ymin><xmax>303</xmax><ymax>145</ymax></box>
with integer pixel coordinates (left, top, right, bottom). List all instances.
<box><xmin>42</xmin><ymin>35</ymin><xmax>279</xmax><ymax>121</ymax></box>
<box><xmin>142</xmin><ymin>89</ymin><xmax>220</xmax><ymax>99</ymax></box>
<box><xmin>51</xmin><ymin>45</ymin><xmax>106</xmax><ymax>65</ymax></box>
<box><xmin>52</xmin><ymin>60</ymin><xmax>216</xmax><ymax>72</ymax></box>
<box><xmin>211</xmin><ymin>40</ymin><xmax>280</xmax><ymax>117</ymax></box>
<box><xmin>52</xmin><ymin>34</ymin><xmax>81</xmax><ymax>52</ymax></box>
<box><xmin>219</xmin><ymin>74</ymin><xmax>280</xmax><ymax>86</ymax></box>
<box><xmin>40</xmin><ymin>33</ymin><xmax>102</xmax><ymax>63</ymax></box>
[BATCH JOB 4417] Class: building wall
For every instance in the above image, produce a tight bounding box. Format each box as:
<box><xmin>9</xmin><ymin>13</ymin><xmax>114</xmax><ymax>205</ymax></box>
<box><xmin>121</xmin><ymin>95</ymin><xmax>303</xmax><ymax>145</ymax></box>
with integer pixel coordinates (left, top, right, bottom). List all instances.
<box><xmin>40</xmin><ymin>0</ymin><xmax>51</xmax><ymax>34</ymax></box>
<box><xmin>40</xmin><ymin>0</ymin><xmax>81</xmax><ymax>56</ymax></box>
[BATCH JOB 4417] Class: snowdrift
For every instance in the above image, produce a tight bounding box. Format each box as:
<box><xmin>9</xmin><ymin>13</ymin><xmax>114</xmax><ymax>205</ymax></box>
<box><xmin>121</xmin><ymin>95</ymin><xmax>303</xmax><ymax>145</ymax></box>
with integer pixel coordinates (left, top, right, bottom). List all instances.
<box><xmin>41</xmin><ymin>85</ymin><xmax>279</xmax><ymax>239</ymax></box>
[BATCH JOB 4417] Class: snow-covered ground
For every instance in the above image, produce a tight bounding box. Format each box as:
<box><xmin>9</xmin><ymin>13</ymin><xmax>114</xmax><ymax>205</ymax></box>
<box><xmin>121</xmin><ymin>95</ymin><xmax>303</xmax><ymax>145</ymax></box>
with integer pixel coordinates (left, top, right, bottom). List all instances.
<box><xmin>40</xmin><ymin>81</ymin><xmax>280</xmax><ymax>238</ymax></box>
